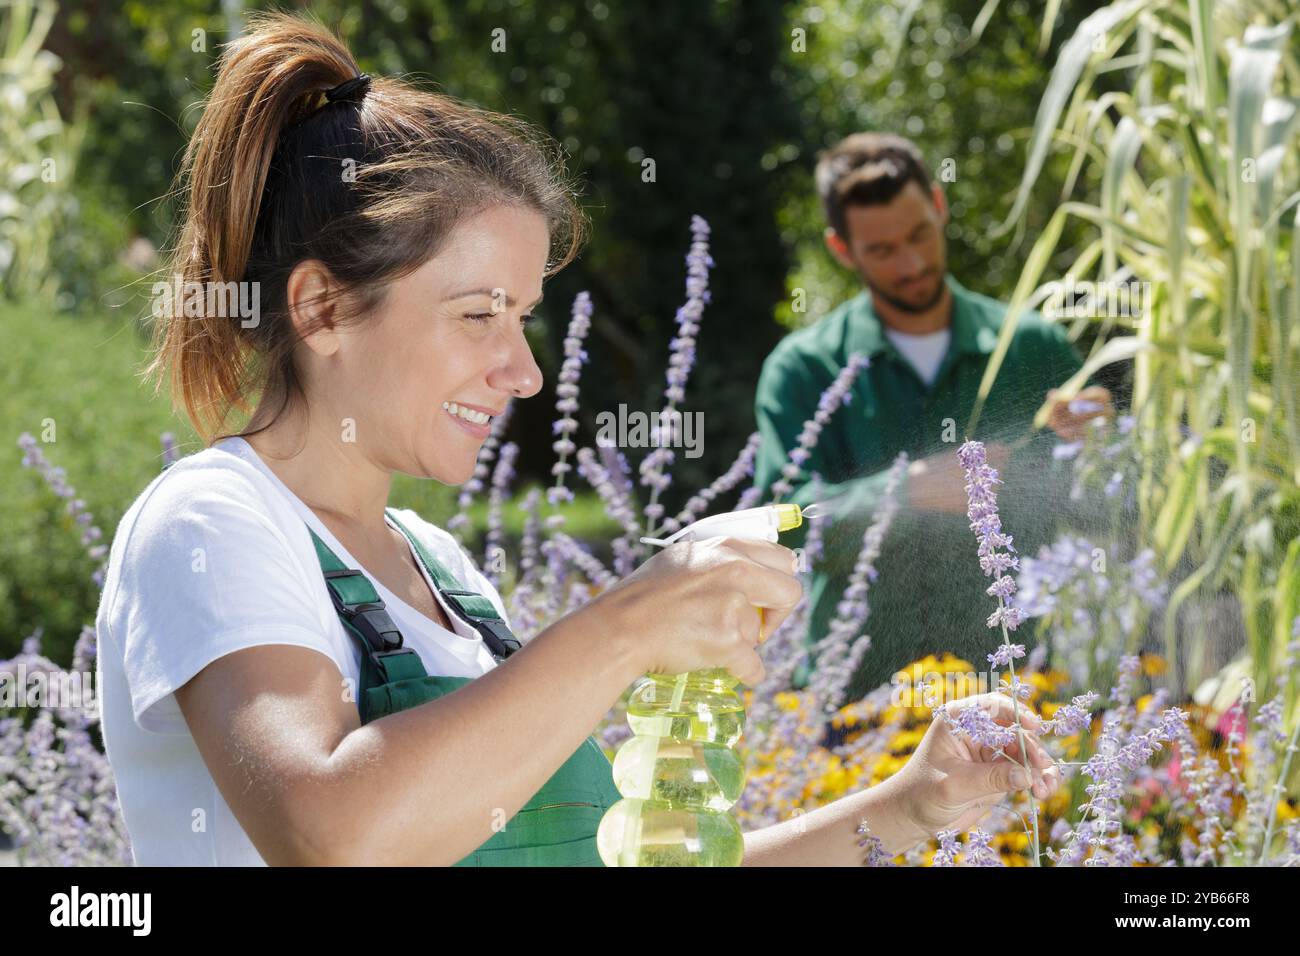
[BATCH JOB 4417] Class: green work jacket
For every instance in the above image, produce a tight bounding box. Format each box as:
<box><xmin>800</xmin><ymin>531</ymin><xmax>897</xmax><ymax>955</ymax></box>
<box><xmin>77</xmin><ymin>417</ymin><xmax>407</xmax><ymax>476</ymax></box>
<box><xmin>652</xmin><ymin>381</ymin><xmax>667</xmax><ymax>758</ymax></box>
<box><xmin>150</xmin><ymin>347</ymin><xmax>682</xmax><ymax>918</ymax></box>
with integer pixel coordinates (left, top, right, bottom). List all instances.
<box><xmin>752</xmin><ymin>274</ymin><xmax>1083</xmax><ymax>699</ymax></box>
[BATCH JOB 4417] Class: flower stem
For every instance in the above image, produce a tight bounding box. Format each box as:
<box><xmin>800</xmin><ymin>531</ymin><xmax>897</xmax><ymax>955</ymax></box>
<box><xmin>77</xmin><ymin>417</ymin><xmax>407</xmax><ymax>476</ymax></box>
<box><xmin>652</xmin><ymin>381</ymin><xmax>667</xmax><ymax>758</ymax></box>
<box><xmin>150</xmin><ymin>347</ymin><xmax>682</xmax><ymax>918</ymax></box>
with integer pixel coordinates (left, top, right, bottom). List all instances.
<box><xmin>1258</xmin><ymin>701</ymin><xmax>1300</xmax><ymax>865</ymax></box>
<box><xmin>1001</xmin><ymin>610</ymin><xmax>1041</xmax><ymax>866</ymax></box>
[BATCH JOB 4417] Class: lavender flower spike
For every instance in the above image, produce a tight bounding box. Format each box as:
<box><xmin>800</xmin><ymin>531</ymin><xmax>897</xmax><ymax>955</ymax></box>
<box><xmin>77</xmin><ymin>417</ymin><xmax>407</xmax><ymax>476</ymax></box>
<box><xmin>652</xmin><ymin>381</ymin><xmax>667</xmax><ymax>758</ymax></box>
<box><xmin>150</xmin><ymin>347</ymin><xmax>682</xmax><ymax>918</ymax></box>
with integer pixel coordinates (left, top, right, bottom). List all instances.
<box><xmin>771</xmin><ymin>352</ymin><xmax>870</xmax><ymax>501</ymax></box>
<box><xmin>641</xmin><ymin>216</ymin><xmax>713</xmax><ymax>532</ymax></box>
<box><xmin>449</xmin><ymin>402</ymin><xmax>515</xmax><ymax>541</ymax></box>
<box><xmin>956</xmin><ymin>438</ymin><xmax>1041</xmax><ymax>864</ymax></box>
<box><xmin>660</xmin><ymin>431</ymin><xmax>762</xmax><ymax>535</ymax></box>
<box><xmin>856</xmin><ymin>820</ymin><xmax>897</xmax><ymax>866</ymax></box>
<box><xmin>18</xmin><ymin>433</ymin><xmax>109</xmax><ymax>587</ymax></box>
<box><xmin>936</xmin><ymin>698</ymin><xmax>1017</xmax><ymax>750</ymax></box>
<box><xmin>988</xmin><ymin>643</ymin><xmax>1025</xmax><ymax>668</ymax></box>
<box><xmin>548</xmin><ymin>291</ymin><xmax>594</xmax><ymax>507</ymax></box>
<box><xmin>957</xmin><ymin>440</ymin><xmax>1024</xmax><ymax>630</ymax></box>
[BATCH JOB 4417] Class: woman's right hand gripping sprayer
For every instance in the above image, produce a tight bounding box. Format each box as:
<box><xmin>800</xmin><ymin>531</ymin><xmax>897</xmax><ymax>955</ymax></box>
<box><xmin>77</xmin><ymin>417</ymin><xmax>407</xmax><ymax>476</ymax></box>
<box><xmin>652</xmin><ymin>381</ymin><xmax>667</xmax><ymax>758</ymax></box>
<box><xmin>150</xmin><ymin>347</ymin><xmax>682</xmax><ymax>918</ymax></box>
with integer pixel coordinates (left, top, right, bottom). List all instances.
<box><xmin>596</xmin><ymin>502</ymin><xmax>820</xmax><ymax>866</ymax></box>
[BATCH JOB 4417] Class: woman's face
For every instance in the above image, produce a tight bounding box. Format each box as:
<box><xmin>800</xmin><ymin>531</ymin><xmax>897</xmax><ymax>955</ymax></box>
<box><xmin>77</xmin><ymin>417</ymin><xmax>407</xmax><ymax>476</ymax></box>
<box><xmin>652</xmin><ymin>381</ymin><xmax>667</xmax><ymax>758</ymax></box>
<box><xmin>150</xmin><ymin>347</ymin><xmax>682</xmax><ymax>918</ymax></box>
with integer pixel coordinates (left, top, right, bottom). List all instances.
<box><xmin>316</xmin><ymin>204</ymin><xmax>549</xmax><ymax>485</ymax></box>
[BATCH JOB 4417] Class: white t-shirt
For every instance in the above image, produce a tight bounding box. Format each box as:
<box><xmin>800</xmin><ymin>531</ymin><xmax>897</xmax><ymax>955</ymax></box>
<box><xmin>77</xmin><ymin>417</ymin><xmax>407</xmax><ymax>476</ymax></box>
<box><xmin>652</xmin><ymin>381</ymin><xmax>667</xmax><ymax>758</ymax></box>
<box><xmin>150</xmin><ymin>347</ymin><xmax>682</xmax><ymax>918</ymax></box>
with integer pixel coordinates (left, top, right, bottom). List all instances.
<box><xmin>95</xmin><ymin>435</ymin><xmax>510</xmax><ymax>866</ymax></box>
<box><xmin>885</xmin><ymin>326</ymin><xmax>951</xmax><ymax>387</ymax></box>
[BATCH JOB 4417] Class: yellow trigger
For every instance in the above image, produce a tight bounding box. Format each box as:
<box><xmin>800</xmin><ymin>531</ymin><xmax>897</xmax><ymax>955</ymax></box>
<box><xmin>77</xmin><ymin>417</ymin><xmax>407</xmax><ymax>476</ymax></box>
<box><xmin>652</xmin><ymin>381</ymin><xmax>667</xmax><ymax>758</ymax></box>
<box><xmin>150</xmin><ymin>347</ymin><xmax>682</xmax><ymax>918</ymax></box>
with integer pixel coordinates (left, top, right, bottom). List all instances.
<box><xmin>774</xmin><ymin>503</ymin><xmax>803</xmax><ymax>533</ymax></box>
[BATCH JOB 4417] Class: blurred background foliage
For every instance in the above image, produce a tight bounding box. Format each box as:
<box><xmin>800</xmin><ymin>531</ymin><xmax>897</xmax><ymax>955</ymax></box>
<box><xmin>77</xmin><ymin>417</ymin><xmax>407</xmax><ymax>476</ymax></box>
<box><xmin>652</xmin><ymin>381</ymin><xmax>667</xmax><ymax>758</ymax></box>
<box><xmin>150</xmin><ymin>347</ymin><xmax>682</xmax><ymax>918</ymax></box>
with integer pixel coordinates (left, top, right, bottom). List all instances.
<box><xmin>4</xmin><ymin>0</ymin><xmax>1107</xmax><ymax>661</ymax></box>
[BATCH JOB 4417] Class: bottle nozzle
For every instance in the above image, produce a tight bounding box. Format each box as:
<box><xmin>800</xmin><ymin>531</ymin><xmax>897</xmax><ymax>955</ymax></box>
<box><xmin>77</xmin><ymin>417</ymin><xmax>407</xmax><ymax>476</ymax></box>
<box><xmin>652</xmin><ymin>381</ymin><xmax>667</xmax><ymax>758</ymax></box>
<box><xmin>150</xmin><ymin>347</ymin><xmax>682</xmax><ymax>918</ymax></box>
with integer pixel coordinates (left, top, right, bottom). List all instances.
<box><xmin>774</xmin><ymin>503</ymin><xmax>803</xmax><ymax>533</ymax></box>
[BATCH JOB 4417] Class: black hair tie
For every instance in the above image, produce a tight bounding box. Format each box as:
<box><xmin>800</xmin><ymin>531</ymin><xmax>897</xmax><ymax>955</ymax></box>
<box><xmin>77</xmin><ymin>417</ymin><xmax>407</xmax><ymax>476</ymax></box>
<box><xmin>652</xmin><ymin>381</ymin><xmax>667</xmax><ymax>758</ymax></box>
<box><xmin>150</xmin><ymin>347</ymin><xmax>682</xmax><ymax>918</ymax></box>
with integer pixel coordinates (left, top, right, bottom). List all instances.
<box><xmin>325</xmin><ymin>73</ymin><xmax>371</xmax><ymax>103</ymax></box>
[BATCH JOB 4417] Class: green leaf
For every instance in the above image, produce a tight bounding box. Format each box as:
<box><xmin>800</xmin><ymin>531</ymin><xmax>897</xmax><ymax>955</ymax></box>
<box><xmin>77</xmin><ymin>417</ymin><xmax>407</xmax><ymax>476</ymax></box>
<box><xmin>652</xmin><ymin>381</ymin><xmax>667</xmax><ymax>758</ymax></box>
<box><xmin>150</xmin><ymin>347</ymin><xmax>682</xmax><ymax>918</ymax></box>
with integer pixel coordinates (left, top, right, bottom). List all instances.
<box><xmin>1152</xmin><ymin>444</ymin><xmax>1206</xmax><ymax>572</ymax></box>
<box><xmin>995</xmin><ymin>0</ymin><xmax>1146</xmax><ymax>235</ymax></box>
<box><xmin>1031</xmin><ymin>335</ymin><xmax>1152</xmax><ymax>428</ymax></box>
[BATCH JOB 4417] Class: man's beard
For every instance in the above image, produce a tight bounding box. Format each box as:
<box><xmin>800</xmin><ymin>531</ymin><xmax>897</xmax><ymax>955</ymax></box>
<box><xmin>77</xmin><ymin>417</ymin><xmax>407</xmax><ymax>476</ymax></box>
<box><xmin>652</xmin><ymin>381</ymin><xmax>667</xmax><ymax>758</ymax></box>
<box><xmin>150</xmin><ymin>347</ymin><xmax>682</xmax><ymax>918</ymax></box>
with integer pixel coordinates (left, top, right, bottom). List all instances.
<box><xmin>864</xmin><ymin>270</ymin><xmax>946</xmax><ymax>314</ymax></box>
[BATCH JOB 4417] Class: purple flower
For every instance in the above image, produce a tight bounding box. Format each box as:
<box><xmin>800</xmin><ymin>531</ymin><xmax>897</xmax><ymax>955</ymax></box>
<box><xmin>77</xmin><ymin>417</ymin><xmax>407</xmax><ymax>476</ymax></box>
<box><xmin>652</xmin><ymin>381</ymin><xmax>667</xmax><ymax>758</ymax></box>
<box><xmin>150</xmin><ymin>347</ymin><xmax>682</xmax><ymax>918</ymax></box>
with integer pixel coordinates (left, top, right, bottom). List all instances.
<box><xmin>965</xmin><ymin>828</ymin><xmax>1003</xmax><ymax>867</ymax></box>
<box><xmin>987</xmin><ymin>643</ymin><xmax>1025</xmax><ymax>668</ymax></box>
<box><xmin>958</xmin><ymin>440</ymin><xmax>1030</xmax><ymax>636</ymax></box>
<box><xmin>548</xmin><ymin>292</ymin><xmax>594</xmax><ymax>509</ymax></box>
<box><xmin>16</xmin><ymin>434</ymin><xmax>108</xmax><ymax>588</ymax></box>
<box><xmin>0</xmin><ymin>629</ymin><xmax>133</xmax><ymax>865</ymax></box>
<box><xmin>661</xmin><ymin>431</ymin><xmax>761</xmax><ymax>535</ymax></box>
<box><xmin>932</xmin><ymin>829</ymin><xmax>961</xmax><ymax>866</ymax></box>
<box><xmin>999</xmin><ymin>675</ymin><xmax>1033</xmax><ymax>701</ymax></box>
<box><xmin>808</xmin><ymin>454</ymin><xmax>908</xmax><ymax>714</ymax></box>
<box><xmin>641</xmin><ymin>216</ymin><xmax>713</xmax><ymax>534</ymax></box>
<box><xmin>985</xmin><ymin>604</ymin><xmax>1025</xmax><ymax>631</ymax></box>
<box><xmin>986</xmin><ymin>576</ymin><xmax>1017</xmax><ymax>601</ymax></box>
<box><xmin>1040</xmin><ymin>692</ymin><xmax>1099</xmax><ymax>736</ymax></box>
<box><xmin>770</xmin><ymin>353</ymin><xmax>870</xmax><ymax>501</ymax></box>
<box><xmin>548</xmin><ymin>531</ymin><xmax>616</xmax><ymax>591</ymax></box>
<box><xmin>482</xmin><ymin>442</ymin><xmax>520</xmax><ymax>588</ymax></box>
<box><xmin>449</xmin><ymin>403</ymin><xmax>515</xmax><ymax>539</ymax></box>
<box><xmin>160</xmin><ymin>431</ymin><xmax>178</xmax><ymax>467</ymax></box>
<box><xmin>857</xmin><ymin>821</ymin><xmax>897</xmax><ymax>867</ymax></box>
<box><xmin>937</xmin><ymin>699</ymin><xmax>1017</xmax><ymax>750</ymax></box>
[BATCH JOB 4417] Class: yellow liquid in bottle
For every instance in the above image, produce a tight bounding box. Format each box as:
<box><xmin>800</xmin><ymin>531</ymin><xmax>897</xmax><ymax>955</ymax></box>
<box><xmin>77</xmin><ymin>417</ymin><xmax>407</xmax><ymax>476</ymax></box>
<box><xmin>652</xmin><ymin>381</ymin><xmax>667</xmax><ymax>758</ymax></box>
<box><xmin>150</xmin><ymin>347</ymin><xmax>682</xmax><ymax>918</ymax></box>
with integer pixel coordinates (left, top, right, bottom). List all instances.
<box><xmin>599</xmin><ymin>670</ymin><xmax>747</xmax><ymax>866</ymax></box>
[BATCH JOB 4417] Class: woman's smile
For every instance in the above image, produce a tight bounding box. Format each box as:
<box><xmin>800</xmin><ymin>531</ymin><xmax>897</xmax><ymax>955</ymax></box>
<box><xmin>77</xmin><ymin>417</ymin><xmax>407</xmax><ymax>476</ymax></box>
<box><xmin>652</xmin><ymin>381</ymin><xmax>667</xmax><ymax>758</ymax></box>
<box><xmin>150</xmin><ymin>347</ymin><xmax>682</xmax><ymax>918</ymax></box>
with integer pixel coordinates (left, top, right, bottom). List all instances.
<box><xmin>442</xmin><ymin>400</ymin><xmax>498</xmax><ymax>439</ymax></box>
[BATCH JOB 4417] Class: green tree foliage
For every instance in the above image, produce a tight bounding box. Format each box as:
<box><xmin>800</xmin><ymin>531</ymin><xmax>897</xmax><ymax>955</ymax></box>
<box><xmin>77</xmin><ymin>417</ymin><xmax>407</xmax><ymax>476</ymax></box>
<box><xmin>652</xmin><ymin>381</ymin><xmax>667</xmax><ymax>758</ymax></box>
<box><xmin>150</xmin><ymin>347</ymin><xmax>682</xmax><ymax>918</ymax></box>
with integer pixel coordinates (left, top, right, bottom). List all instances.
<box><xmin>776</xmin><ymin>0</ymin><xmax>1109</xmax><ymax>330</ymax></box>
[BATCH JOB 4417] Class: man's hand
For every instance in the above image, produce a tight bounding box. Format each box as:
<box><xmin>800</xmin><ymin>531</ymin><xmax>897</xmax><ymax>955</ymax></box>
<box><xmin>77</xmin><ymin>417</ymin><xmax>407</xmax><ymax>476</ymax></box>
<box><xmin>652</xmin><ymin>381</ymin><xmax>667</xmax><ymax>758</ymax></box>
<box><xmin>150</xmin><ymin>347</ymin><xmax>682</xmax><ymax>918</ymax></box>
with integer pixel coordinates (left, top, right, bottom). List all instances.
<box><xmin>1045</xmin><ymin>385</ymin><xmax>1113</xmax><ymax>442</ymax></box>
<box><xmin>906</xmin><ymin>442</ymin><xmax>1011</xmax><ymax>515</ymax></box>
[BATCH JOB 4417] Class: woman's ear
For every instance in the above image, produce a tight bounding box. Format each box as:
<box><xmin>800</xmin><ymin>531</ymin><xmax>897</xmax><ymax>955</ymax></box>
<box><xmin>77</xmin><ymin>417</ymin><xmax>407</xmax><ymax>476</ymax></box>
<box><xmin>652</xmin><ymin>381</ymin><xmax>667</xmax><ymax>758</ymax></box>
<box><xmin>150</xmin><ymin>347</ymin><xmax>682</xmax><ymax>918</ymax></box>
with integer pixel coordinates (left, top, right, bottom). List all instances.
<box><xmin>285</xmin><ymin>259</ymin><xmax>343</xmax><ymax>357</ymax></box>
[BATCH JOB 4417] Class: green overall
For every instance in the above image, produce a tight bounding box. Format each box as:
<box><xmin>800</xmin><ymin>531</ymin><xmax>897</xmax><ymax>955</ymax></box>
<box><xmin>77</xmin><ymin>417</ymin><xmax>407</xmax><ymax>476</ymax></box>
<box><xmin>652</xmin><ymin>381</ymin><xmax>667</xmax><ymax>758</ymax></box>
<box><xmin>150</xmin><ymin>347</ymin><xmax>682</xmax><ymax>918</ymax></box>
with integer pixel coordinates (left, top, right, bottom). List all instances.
<box><xmin>306</xmin><ymin>508</ymin><xmax>620</xmax><ymax>866</ymax></box>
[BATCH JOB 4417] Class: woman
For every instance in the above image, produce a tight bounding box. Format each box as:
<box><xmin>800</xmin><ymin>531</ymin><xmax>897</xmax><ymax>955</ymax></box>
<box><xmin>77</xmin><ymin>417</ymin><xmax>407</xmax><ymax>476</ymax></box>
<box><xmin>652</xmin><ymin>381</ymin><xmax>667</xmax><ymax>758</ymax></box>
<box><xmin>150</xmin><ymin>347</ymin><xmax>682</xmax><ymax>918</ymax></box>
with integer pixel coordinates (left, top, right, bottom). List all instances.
<box><xmin>96</xmin><ymin>12</ymin><xmax>1059</xmax><ymax>867</ymax></box>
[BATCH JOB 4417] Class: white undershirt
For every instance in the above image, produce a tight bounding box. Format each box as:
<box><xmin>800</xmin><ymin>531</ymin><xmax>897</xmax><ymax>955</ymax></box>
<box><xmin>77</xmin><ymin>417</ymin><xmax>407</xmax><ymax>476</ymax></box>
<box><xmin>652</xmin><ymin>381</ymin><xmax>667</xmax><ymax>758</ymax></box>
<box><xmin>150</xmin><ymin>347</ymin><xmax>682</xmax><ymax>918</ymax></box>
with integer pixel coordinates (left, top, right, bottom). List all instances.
<box><xmin>884</xmin><ymin>327</ymin><xmax>952</xmax><ymax>387</ymax></box>
<box><xmin>96</xmin><ymin>436</ymin><xmax>509</xmax><ymax>865</ymax></box>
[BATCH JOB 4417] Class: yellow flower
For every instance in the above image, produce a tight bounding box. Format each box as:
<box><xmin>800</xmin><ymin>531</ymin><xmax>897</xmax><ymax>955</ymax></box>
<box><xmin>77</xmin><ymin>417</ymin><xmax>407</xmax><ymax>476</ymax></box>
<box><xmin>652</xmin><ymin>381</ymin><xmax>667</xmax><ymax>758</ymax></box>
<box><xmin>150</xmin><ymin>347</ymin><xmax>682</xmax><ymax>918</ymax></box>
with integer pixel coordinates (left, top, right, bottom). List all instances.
<box><xmin>891</xmin><ymin>653</ymin><xmax>977</xmax><ymax>688</ymax></box>
<box><xmin>1044</xmin><ymin>786</ymin><xmax>1072</xmax><ymax>819</ymax></box>
<box><xmin>1045</xmin><ymin>668</ymin><xmax>1071</xmax><ymax>689</ymax></box>
<box><xmin>774</xmin><ymin>691</ymin><xmax>801</xmax><ymax>712</ymax></box>
<box><xmin>809</xmin><ymin>758</ymin><xmax>851</xmax><ymax>801</ymax></box>
<box><xmin>880</xmin><ymin>705</ymin><xmax>906</xmax><ymax>725</ymax></box>
<box><xmin>934</xmin><ymin>653</ymin><xmax>977</xmax><ymax>672</ymax></box>
<box><xmin>887</xmin><ymin>727</ymin><xmax>927</xmax><ymax>755</ymax></box>
<box><xmin>1026</xmin><ymin>671</ymin><xmax>1055</xmax><ymax>695</ymax></box>
<box><xmin>872</xmin><ymin>754</ymin><xmax>907</xmax><ymax>782</ymax></box>
<box><xmin>893</xmin><ymin>687</ymin><xmax>923</xmax><ymax>709</ymax></box>
<box><xmin>1141</xmin><ymin>654</ymin><xmax>1167</xmax><ymax>676</ymax></box>
<box><xmin>994</xmin><ymin>830</ymin><xmax>1030</xmax><ymax>852</ymax></box>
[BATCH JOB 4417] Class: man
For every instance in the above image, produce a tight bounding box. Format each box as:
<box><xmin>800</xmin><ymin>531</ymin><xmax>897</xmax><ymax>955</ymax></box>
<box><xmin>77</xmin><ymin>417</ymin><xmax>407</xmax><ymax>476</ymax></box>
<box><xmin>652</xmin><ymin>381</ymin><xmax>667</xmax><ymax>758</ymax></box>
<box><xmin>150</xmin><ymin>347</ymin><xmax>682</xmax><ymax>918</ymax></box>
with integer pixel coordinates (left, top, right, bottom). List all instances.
<box><xmin>753</xmin><ymin>132</ymin><xmax>1110</xmax><ymax>701</ymax></box>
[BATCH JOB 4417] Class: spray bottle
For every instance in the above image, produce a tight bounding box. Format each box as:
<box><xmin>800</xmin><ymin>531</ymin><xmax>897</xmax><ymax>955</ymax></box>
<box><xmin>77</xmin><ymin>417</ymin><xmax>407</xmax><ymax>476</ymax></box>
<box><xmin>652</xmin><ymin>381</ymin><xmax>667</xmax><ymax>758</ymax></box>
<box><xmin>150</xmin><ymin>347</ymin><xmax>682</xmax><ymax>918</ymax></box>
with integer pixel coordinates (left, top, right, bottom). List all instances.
<box><xmin>595</xmin><ymin>502</ymin><xmax>819</xmax><ymax>866</ymax></box>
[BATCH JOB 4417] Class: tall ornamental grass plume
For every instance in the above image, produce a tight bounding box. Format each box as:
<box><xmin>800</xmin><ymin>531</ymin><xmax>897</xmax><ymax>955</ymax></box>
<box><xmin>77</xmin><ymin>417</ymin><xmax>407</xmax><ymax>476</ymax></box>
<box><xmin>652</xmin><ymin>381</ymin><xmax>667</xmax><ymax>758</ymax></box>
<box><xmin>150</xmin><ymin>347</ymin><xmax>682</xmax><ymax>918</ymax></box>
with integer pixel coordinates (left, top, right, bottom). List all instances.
<box><xmin>968</xmin><ymin>0</ymin><xmax>1300</xmax><ymax>706</ymax></box>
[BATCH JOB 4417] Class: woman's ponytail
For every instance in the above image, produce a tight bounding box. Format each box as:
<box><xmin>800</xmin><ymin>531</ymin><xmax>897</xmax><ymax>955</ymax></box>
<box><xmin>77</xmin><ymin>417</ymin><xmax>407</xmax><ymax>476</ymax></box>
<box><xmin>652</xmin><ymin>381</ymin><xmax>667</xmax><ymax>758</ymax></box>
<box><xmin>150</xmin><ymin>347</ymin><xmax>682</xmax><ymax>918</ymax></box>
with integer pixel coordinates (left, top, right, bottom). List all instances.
<box><xmin>181</xmin><ymin>16</ymin><xmax>358</xmax><ymax>285</ymax></box>
<box><xmin>147</xmin><ymin>11</ymin><xmax>585</xmax><ymax>445</ymax></box>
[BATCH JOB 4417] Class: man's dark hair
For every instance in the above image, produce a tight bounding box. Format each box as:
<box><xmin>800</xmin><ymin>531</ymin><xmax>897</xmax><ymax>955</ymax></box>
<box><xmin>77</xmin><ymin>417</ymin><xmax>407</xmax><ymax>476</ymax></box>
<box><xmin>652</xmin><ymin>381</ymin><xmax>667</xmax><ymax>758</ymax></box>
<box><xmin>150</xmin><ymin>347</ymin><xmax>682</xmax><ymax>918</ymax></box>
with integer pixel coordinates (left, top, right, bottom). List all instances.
<box><xmin>814</xmin><ymin>132</ymin><xmax>933</xmax><ymax>239</ymax></box>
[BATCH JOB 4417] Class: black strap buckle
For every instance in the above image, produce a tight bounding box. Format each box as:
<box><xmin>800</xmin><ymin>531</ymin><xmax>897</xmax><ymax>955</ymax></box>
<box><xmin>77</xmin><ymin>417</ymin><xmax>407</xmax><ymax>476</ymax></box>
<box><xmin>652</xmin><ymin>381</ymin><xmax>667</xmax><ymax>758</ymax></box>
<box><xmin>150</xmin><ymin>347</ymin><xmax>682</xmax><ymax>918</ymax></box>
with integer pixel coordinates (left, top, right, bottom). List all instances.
<box><xmin>324</xmin><ymin>570</ymin><xmax>404</xmax><ymax>654</ymax></box>
<box><xmin>472</xmin><ymin>618</ymin><xmax>523</xmax><ymax>660</ymax></box>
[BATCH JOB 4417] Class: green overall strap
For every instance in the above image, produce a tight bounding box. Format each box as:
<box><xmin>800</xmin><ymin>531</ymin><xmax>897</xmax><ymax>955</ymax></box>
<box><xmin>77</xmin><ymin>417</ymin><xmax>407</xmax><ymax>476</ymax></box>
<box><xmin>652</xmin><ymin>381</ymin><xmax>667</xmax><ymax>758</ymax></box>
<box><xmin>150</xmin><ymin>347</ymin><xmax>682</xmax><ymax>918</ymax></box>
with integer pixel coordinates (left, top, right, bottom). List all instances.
<box><xmin>305</xmin><ymin>518</ymin><xmax>621</xmax><ymax>865</ymax></box>
<box><xmin>307</xmin><ymin>527</ymin><xmax>432</xmax><ymax>722</ymax></box>
<box><xmin>384</xmin><ymin>508</ymin><xmax>522</xmax><ymax>660</ymax></box>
